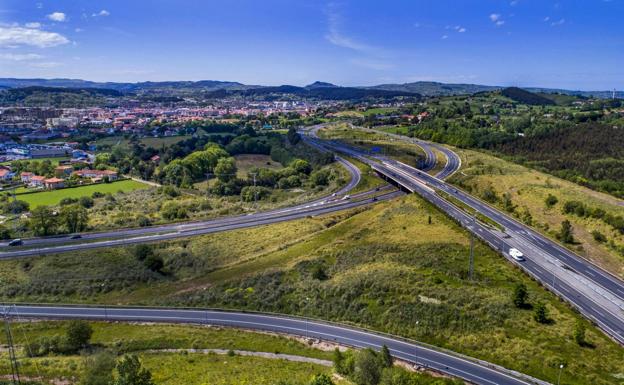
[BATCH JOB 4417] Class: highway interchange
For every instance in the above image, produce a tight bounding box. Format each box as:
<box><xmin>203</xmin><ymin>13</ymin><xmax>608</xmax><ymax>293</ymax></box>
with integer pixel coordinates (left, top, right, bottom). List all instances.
<box><xmin>2</xmin><ymin>125</ymin><xmax>624</xmax><ymax>384</ymax></box>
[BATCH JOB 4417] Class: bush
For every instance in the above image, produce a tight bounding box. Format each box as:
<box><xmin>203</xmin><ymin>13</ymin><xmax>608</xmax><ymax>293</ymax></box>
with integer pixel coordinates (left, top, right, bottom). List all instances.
<box><xmin>310</xmin><ymin>169</ymin><xmax>331</xmax><ymax>186</ymax></box>
<box><xmin>278</xmin><ymin>175</ymin><xmax>301</xmax><ymax>189</ymax></box>
<box><xmin>92</xmin><ymin>191</ymin><xmax>105</xmax><ymax>199</ymax></box>
<box><xmin>161</xmin><ymin>201</ymin><xmax>188</xmax><ymax>220</ymax></box>
<box><xmin>545</xmin><ymin>194</ymin><xmax>558</xmax><ymax>208</ymax></box>
<box><xmin>240</xmin><ymin>186</ymin><xmax>271</xmax><ymax>202</ymax></box>
<box><xmin>591</xmin><ymin>230</ymin><xmax>606</xmax><ymax>243</ymax></box>
<box><xmin>137</xmin><ymin>215</ymin><xmax>152</xmax><ymax>227</ymax></box>
<box><xmin>533</xmin><ymin>302</ymin><xmax>549</xmax><ymax>324</ymax></box>
<box><xmin>309</xmin><ymin>373</ymin><xmax>335</xmax><ymax>385</ymax></box>
<box><xmin>290</xmin><ymin>159</ymin><xmax>312</xmax><ymax>175</ymax></box>
<box><xmin>60</xmin><ymin>197</ymin><xmax>79</xmax><ymax>206</ymax></box>
<box><xmin>79</xmin><ymin>196</ymin><xmax>95</xmax><ymax>208</ymax></box>
<box><xmin>133</xmin><ymin>244</ymin><xmax>153</xmax><ymax>261</ymax></box>
<box><xmin>144</xmin><ymin>254</ymin><xmax>164</xmax><ymax>273</ymax></box>
<box><xmin>512</xmin><ymin>283</ymin><xmax>528</xmax><ymax>308</ymax></box>
<box><xmin>66</xmin><ymin>320</ymin><xmax>93</xmax><ymax>351</ymax></box>
<box><xmin>0</xmin><ymin>224</ymin><xmax>11</xmax><ymax>240</ymax></box>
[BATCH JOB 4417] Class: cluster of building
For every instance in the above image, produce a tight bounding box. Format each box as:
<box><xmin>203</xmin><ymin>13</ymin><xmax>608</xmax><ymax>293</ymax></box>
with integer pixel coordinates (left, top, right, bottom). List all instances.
<box><xmin>18</xmin><ymin>167</ymin><xmax>118</xmax><ymax>190</ymax></box>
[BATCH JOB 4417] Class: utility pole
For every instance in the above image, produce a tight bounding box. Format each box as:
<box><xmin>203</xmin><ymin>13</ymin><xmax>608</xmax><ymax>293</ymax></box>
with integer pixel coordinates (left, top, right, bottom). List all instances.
<box><xmin>469</xmin><ymin>213</ymin><xmax>475</xmax><ymax>280</ymax></box>
<box><xmin>3</xmin><ymin>306</ymin><xmax>21</xmax><ymax>385</ymax></box>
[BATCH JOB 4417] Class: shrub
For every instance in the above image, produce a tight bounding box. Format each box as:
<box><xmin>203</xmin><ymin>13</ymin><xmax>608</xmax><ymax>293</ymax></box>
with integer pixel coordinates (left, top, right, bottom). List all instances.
<box><xmin>533</xmin><ymin>302</ymin><xmax>549</xmax><ymax>324</ymax></box>
<box><xmin>79</xmin><ymin>196</ymin><xmax>95</xmax><ymax>208</ymax></box>
<box><xmin>144</xmin><ymin>254</ymin><xmax>164</xmax><ymax>273</ymax></box>
<box><xmin>240</xmin><ymin>186</ymin><xmax>271</xmax><ymax>202</ymax></box>
<box><xmin>591</xmin><ymin>230</ymin><xmax>606</xmax><ymax>243</ymax></box>
<box><xmin>66</xmin><ymin>320</ymin><xmax>93</xmax><ymax>351</ymax></box>
<box><xmin>309</xmin><ymin>373</ymin><xmax>335</xmax><ymax>385</ymax></box>
<box><xmin>512</xmin><ymin>283</ymin><xmax>529</xmax><ymax>308</ymax></box>
<box><xmin>545</xmin><ymin>194</ymin><xmax>558</xmax><ymax>208</ymax></box>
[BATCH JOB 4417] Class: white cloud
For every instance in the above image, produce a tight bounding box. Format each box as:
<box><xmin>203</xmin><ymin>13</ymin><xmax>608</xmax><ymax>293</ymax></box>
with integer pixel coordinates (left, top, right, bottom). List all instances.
<box><xmin>75</xmin><ymin>28</ymin><xmax>84</xmax><ymax>33</ymax></box>
<box><xmin>0</xmin><ymin>26</ymin><xmax>69</xmax><ymax>48</ymax></box>
<box><xmin>441</xmin><ymin>35</ymin><xmax>448</xmax><ymax>39</ymax></box>
<box><xmin>325</xmin><ymin>7</ymin><xmax>373</xmax><ymax>52</ymax></box>
<box><xmin>47</xmin><ymin>12</ymin><xmax>67</xmax><ymax>22</ymax></box>
<box><xmin>25</xmin><ymin>22</ymin><xmax>41</xmax><ymax>29</ymax></box>
<box><xmin>510</xmin><ymin>0</ymin><xmax>519</xmax><ymax>6</ymax></box>
<box><xmin>543</xmin><ymin>16</ymin><xmax>550</xmax><ymax>22</ymax></box>
<box><xmin>489</xmin><ymin>13</ymin><xmax>501</xmax><ymax>22</ymax></box>
<box><xmin>496</xmin><ymin>20</ymin><xmax>505</xmax><ymax>26</ymax></box>
<box><xmin>36</xmin><ymin>2</ymin><xmax>43</xmax><ymax>9</ymax></box>
<box><xmin>458</xmin><ymin>27</ymin><xmax>467</xmax><ymax>33</ymax></box>
<box><xmin>0</xmin><ymin>53</ymin><xmax>43</xmax><ymax>61</ymax></box>
<box><xmin>551</xmin><ymin>18</ymin><xmax>565</xmax><ymax>26</ymax></box>
<box><xmin>29</xmin><ymin>61</ymin><xmax>63</xmax><ymax>68</ymax></box>
<box><xmin>93</xmin><ymin>10</ymin><xmax>110</xmax><ymax>17</ymax></box>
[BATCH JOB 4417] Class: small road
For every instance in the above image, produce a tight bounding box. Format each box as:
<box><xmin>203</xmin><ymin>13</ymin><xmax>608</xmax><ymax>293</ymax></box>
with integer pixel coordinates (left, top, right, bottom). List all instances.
<box><xmin>4</xmin><ymin>304</ymin><xmax>545</xmax><ymax>385</ymax></box>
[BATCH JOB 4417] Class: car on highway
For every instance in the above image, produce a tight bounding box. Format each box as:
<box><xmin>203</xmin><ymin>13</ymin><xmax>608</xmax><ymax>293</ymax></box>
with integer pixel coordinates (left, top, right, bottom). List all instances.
<box><xmin>342</xmin><ymin>195</ymin><xmax>351</xmax><ymax>200</ymax></box>
<box><xmin>70</xmin><ymin>234</ymin><xmax>82</xmax><ymax>239</ymax></box>
<box><xmin>8</xmin><ymin>238</ymin><xmax>23</xmax><ymax>246</ymax></box>
<box><xmin>509</xmin><ymin>248</ymin><xmax>525</xmax><ymax>261</ymax></box>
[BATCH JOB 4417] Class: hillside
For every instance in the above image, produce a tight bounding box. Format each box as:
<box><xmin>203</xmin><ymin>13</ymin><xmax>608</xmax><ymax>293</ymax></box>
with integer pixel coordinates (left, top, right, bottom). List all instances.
<box><xmin>500</xmin><ymin>87</ymin><xmax>556</xmax><ymax>105</ymax></box>
<box><xmin>369</xmin><ymin>81</ymin><xmax>500</xmax><ymax>96</ymax></box>
<box><xmin>0</xmin><ymin>86</ymin><xmax>123</xmax><ymax>107</ymax></box>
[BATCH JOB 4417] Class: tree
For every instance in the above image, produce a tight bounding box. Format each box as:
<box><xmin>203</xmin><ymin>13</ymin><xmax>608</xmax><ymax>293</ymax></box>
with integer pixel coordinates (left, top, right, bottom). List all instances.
<box><xmin>512</xmin><ymin>283</ymin><xmax>529</xmax><ymax>308</ymax></box>
<box><xmin>0</xmin><ymin>224</ymin><xmax>11</xmax><ymax>240</ymax></box>
<box><xmin>66</xmin><ymin>320</ymin><xmax>93</xmax><ymax>351</ymax></box>
<box><xmin>309</xmin><ymin>373</ymin><xmax>335</xmax><ymax>385</ymax></box>
<box><xmin>2</xmin><ymin>199</ymin><xmax>29</xmax><ymax>215</ymax></box>
<box><xmin>111</xmin><ymin>354</ymin><xmax>154</xmax><ymax>385</ymax></box>
<box><xmin>290</xmin><ymin>159</ymin><xmax>312</xmax><ymax>175</ymax></box>
<box><xmin>30</xmin><ymin>205</ymin><xmax>59</xmax><ymax>236</ymax></box>
<box><xmin>353</xmin><ymin>349</ymin><xmax>381</xmax><ymax>385</ymax></box>
<box><xmin>533</xmin><ymin>302</ymin><xmax>549</xmax><ymax>324</ymax></box>
<box><xmin>214</xmin><ymin>157</ymin><xmax>237</xmax><ymax>183</ymax></box>
<box><xmin>287</xmin><ymin>127</ymin><xmax>301</xmax><ymax>145</ymax></box>
<box><xmin>545</xmin><ymin>194</ymin><xmax>558</xmax><ymax>208</ymax></box>
<box><xmin>574</xmin><ymin>321</ymin><xmax>587</xmax><ymax>346</ymax></box>
<box><xmin>558</xmin><ymin>220</ymin><xmax>575</xmax><ymax>243</ymax></box>
<box><xmin>80</xmin><ymin>351</ymin><xmax>115</xmax><ymax>385</ymax></box>
<box><xmin>332</xmin><ymin>348</ymin><xmax>346</xmax><ymax>375</ymax></box>
<box><xmin>61</xmin><ymin>204</ymin><xmax>89</xmax><ymax>233</ymax></box>
<box><xmin>144</xmin><ymin>254</ymin><xmax>164</xmax><ymax>273</ymax></box>
<box><xmin>133</xmin><ymin>244</ymin><xmax>153</xmax><ymax>261</ymax></box>
<box><xmin>379</xmin><ymin>345</ymin><xmax>393</xmax><ymax>368</ymax></box>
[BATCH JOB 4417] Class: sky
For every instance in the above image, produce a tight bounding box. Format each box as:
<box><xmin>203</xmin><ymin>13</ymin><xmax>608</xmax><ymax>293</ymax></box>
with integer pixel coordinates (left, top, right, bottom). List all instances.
<box><xmin>0</xmin><ymin>0</ymin><xmax>622</xmax><ymax>90</ymax></box>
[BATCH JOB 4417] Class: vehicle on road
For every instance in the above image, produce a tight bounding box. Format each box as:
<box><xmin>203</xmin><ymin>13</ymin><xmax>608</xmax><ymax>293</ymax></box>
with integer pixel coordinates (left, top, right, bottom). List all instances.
<box><xmin>509</xmin><ymin>248</ymin><xmax>525</xmax><ymax>261</ymax></box>
<box><xmin>70</xmin><ymin>234</ymin><xmax>82</xmax><ymax>239</ymax></box>
<box><xmin>342</xmin><ymin>195</ymin><xmax>351</xmax><ymax>200</ymax></box>
<box><xmin>8</xmin><ymin>239</ymin><xmax>22</xmax><ymax>246</ymax></box>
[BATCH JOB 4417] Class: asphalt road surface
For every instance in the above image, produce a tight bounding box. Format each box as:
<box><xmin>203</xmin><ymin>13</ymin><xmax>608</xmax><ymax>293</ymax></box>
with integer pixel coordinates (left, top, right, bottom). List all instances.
<box><xmin>4</xmin><ymin>304</ymin><xmax>545</xmax><ymax>385</ymax></box>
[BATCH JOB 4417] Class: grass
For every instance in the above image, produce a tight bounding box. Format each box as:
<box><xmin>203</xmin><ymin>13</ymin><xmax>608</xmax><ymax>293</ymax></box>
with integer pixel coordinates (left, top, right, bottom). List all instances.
<box><xmin>1</xmin><ymin>156</ymin><xmax>71</xmax><ymax>166</ymax></box>
<box><xmin>14</xmin><ymin>180</ymin><xmax>151</xmax><ymax>208</ymax></box>
<box><xmin>448</xmin><ymin>148</ymin><xmax>624</xmax><ymax>278</ymax></box>
<box><xmin>1</xmin><ymin>193</ymin><xmax>623</xmax><ymax>384</ymax></box>
<box><xmin>95</xmin><ymin>135</ymin><xmax>194</xmax><ymax>150</ymax></box>
<box><xmin>233</xmin><ymin>154</ymin><xmax>283</xmax><ymax>178</ymax></box>
<box><xmin>0</xmin><ymin>322</ymin><xmax>341</xmax><ymax>384</ymax></box>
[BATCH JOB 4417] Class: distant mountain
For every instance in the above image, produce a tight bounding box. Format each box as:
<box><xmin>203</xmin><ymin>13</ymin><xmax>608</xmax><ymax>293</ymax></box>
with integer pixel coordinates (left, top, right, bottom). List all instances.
<box><xmin>0</xmin><ymin>86</ymin><xmax>123</xmax><ymax>107</ymax></box>
<box><xmin>0</xmin><ymin>78</ymin><xmax>620</xmax><ymax>99</ymax></box>
<box><xmin>0</xmin><ymin>78</ymin><xmax>252</xmax><ymax>92</ymax></box>
<box><xmin>367</xmin><ymin>81</ymin><xmax>500</xmax><ymax>96</ymax></box>
<box><xmin>305</xmin><ymin>81</ymin><xmax>339</xmax><ymax>89</ymax></box>
<box><xmin>240</xmin><ymin>85</ymin><xmax>420</xmax><ymax>100</ymax></box>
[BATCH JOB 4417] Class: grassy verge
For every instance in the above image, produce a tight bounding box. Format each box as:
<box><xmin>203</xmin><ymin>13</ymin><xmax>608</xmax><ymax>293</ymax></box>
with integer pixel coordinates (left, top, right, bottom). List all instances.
<box><xmin>449</xmin><ymin>148</ymin><xmax>624</xmax><ymax>278</ymax></box>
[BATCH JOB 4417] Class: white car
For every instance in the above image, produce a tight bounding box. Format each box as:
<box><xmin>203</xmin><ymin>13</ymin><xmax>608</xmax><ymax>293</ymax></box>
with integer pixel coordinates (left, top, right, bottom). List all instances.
<box><xmin>341</xmin><ymin>195</ymin><xmax>351</xmax><ymax>200</ymax></box>
<box><xmin>509</xmin><ymin>248</ymin><xmax>525</xmax><ymax>261</ymax></box>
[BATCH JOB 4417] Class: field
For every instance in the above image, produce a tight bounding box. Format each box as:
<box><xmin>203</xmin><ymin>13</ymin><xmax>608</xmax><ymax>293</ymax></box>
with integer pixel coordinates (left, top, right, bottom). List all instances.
<box><xmin>1</xmin><ymin>156</ymin><xmax>70</xmax><ymax>166</ymax></box>
<box><xmin>95</xmin><ymin>135</ymin><xmax>194</xmax><ymax>150</ymax></box>
<box><xmin>233</xmin><ymin>153</ymin><xmax>283</xmax><ymax>178</ymax></box>
<box><xmin>448</xmin><ymin>147</ymin><xmax>624</xmax><ymax>278</ymax></box>
<box><xmin>15</xmin><ymin>179</ymin><xmax>151</xmax><ymax>208</ymax></box>
<box><xmin>1</xmin><ymin>193</ymin><xmax>623</xmax><ymax>384</ymax></box>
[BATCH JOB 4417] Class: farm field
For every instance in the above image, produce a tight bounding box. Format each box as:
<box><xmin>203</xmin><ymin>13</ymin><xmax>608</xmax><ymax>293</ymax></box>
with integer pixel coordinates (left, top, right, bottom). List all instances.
<box><xmin>15</xmin><ymin>179</ymin><xmax>151</xmax><ymax>208</ymax></box>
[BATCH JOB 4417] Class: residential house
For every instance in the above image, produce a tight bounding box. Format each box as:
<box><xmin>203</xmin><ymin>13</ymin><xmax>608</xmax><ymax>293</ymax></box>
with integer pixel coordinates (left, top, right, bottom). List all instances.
<box><xmin>73</xmin><ymin>169</ymin><xmax>118</xmax><ymax>182</ymax></box>
<box><xmin>55</xmin><ymin>165</ymin><xmax>74</xmax><ymax>178</ymax></box>
<box><xmin>30</xmin><ymin>175</ymin><xmax>46</xmax><ymax>188</ymax></box>
<box><xmin>44</xmin><ymin>177</ymin><xmax>64</xmax><ymax>189</ymax></box>
<box><xmin>0</xmin><ymin>168</ymin><xmax>13</xmax><ymax>181</ymax></box>
<box><xmin>20</xmin><ymin>172</ymin><xmax>34</xmax><ymax>183</ymax></box>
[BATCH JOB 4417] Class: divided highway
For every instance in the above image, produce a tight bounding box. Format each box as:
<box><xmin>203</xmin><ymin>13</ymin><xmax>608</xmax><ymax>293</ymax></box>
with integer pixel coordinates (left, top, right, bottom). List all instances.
<box><xmin>4</xmin><ymin>304</ymin><xmax>545</xmax><ymax>385</ymax></box>
<box><xmin>313</xmin><ymin>128</ymin><xmax>624</xmax><ymax>345</ymax></box>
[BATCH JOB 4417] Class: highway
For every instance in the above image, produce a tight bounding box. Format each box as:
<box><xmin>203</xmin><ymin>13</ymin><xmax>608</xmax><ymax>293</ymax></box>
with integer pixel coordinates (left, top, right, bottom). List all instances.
<box><xmin>3</xmin><ymin>304</ymin><xmax>545</xmax><ymax>385</ymax></box>
<box><xmin>312</xmin><ymin>129</ymin><xmax>624</xmax><ymax>345</ymax></box>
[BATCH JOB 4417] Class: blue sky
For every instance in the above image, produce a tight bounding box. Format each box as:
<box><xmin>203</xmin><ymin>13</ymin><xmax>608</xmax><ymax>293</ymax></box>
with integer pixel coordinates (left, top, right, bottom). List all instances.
<box><xmin>0</xmin><ymin>0</ymin><xmax>622</xmax><ymax>90</ymax></box>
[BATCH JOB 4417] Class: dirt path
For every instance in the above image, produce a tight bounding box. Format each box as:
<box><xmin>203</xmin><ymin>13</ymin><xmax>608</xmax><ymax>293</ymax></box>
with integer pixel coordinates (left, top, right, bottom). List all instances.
<box><xmin>144</xmin><ymin>348</ymin><xmax>333</xmax><ymax>366</ymax></box>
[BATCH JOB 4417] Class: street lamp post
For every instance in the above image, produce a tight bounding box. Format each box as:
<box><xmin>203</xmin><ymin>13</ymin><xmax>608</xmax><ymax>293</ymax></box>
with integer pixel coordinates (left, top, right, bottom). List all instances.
<box><xmin>557</xmin><ymin>364</ymin><xmax>564</xmax><ymax>385</ymax></box>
